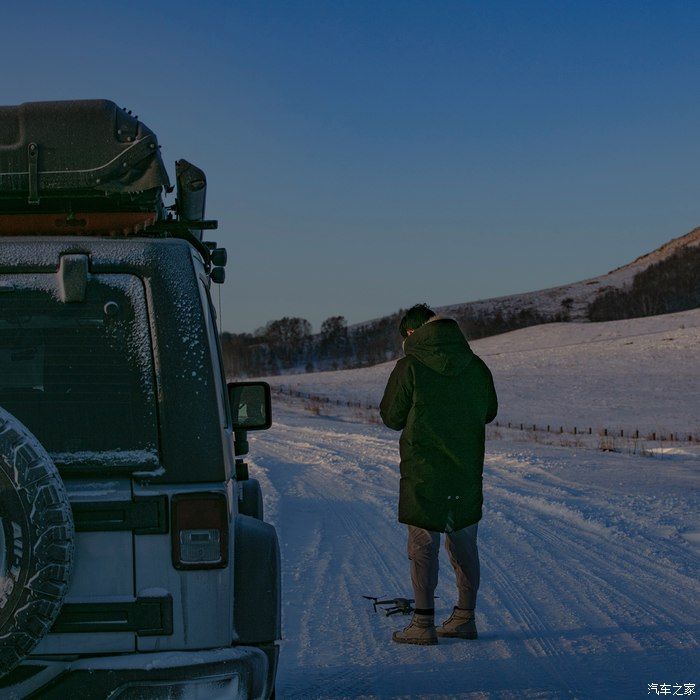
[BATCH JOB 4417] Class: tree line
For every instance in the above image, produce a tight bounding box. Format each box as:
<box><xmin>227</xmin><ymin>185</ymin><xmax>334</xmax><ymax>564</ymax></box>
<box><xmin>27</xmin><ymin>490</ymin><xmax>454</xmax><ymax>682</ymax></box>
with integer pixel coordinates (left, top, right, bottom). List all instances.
<box><xmin>220</xmin><ymin>305</ymin><xmax>563</xmax><ymax>378</ymax></box>
<box><xmin>220</xmin><ymin>312</ymin><xmax>403</xmax><ymax>378</ymax></box>
<box><xmin>587</xmin><ymin>245</ymin><xmax>700</xmax><ymax>321</ymax></box>
<box><xmin>220</xmin><ymin>245</ymin><xmax>700</xmax><ymax>377</ymax></box>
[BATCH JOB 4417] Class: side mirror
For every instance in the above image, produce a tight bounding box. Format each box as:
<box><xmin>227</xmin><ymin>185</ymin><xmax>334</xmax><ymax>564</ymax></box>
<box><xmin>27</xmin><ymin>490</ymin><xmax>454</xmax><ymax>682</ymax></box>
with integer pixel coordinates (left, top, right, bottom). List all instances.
<box><xmin>227</xmin><ymin>381</ymin><xmax>272</xmax><ymax>431</ymax></box>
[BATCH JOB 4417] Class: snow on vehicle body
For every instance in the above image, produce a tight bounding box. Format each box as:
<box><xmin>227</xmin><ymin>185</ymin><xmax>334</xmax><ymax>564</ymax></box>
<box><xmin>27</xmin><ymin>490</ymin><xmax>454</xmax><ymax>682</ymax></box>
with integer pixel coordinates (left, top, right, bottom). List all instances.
<box><xmin>0</xmin><ymin>101</ymin><xmax>280</xmax><ymax>698</ymax></box>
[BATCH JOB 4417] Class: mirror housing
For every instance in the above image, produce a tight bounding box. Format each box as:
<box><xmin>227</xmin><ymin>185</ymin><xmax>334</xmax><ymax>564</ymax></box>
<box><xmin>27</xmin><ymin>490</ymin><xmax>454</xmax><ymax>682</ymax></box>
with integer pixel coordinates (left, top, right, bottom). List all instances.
<box><xmin>228</xmin><ymin>381</ymin><xmax>272</xmax><ymax>432</ymax></box>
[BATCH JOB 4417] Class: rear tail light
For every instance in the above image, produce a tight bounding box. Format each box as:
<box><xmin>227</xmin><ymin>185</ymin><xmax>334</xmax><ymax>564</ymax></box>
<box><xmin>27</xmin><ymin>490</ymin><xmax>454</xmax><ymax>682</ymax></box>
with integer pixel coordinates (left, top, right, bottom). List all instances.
<box><xmin>171</xmin><ymin>493</ymin><xmax>228</xmax><ymax>570</ymax></box>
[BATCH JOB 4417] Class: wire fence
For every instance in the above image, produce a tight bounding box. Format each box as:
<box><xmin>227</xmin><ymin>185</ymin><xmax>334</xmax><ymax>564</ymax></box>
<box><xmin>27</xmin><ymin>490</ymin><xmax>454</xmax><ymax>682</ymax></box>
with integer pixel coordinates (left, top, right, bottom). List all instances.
<box><xmin>271</xmin><ymin>385</ymin><xmax>698</xmax><ymax>443</ymax></box>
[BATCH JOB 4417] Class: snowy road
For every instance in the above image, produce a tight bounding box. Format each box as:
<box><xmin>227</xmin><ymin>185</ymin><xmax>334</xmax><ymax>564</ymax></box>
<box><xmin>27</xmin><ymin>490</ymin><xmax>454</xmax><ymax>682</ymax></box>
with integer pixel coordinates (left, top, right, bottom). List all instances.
<box><xmin>249</xmin><ymin>402</ymin><xmax>698</xmax><ymax>699</ymax></box>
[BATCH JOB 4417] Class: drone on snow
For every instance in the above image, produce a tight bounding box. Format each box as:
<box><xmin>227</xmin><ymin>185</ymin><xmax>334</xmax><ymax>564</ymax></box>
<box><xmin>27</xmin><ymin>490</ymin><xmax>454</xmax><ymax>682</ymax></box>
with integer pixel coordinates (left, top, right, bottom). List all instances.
<box><xmin>363</xmin><ymin>595</ymin><xmax>439</xmax><ymax>616</ymax></box>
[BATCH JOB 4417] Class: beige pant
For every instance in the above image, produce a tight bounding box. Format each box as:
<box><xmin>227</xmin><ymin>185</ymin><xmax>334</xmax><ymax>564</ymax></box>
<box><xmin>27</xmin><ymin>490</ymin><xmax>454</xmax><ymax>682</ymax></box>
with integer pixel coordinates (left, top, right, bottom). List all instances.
<box><xmin>407</xmin><ymin>522</ymin><xmax>480</xmax><ymax>610</ymax></box>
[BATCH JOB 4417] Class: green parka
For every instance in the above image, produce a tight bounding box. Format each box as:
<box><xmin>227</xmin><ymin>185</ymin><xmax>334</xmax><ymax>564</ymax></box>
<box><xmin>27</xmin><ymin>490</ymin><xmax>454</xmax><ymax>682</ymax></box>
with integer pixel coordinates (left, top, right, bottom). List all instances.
<box><xmin>380</xmin><ymin>318</ymin><xmax>498</xmax><ymax>532</ymax></box>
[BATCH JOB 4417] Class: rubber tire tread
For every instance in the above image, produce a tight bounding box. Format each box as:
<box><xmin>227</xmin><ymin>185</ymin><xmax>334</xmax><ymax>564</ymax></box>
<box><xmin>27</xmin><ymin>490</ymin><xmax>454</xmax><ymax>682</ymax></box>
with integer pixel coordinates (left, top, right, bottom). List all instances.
<box><xmin>0</xmin><ymin>407</ymin><xmax>74</xmax><ymax>678</ymax></box>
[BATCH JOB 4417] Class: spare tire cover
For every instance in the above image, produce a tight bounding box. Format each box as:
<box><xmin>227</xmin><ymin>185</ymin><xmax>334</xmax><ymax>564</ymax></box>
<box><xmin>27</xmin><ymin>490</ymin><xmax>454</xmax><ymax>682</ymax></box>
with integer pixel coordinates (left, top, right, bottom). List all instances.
<box><xmin>0</xmin><ymin>407</ymin><xmax>74</xmax><ymax>678</ymax></box>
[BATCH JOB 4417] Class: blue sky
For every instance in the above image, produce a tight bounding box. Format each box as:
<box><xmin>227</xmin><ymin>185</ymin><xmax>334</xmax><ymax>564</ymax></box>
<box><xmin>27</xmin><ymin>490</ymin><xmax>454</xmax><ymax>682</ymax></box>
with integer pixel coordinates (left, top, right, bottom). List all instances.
<box><xmin>3</xmin><ymin>1</ymin><xmax>700</xmax><ymax>332</ymax></box>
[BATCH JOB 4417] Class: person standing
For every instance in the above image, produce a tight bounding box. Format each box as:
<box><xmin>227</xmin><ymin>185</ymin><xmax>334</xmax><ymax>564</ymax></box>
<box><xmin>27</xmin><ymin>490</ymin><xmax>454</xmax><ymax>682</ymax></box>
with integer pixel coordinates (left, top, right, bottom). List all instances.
<box><xmin>380</xmin><ymin>304</ymin><xmax>498</xmax><ymax>645</ymax></box>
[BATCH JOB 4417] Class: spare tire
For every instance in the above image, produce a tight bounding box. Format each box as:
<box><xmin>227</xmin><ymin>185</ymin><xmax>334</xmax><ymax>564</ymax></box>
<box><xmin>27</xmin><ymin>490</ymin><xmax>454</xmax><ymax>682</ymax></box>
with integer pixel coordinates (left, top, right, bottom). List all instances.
<box><xmin>0</xmin><ymin>407</ymin><xmax>74</xmax><ymax>678</ymax></box>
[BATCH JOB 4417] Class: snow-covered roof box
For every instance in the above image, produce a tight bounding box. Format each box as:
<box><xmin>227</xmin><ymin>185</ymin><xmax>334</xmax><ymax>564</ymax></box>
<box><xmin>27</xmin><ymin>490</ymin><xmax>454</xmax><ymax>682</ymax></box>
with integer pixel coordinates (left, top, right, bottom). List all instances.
<box><xmin>0</xmin><ymin>99</ymin><xmax>170</xmax><ymax>235</ymax></box>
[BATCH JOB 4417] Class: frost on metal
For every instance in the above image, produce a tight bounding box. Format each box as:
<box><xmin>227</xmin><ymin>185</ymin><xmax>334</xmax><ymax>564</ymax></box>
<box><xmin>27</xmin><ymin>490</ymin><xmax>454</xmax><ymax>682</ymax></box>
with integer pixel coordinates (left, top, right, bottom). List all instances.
<box><xmin>0</xmin><ymin>267</ymin><xmax>160</xmax><ymax>469</ymax></box>
<box><xmin>50</xmin><ymin>449</ymin><xmax>159</xmax><ymax>468</ymax></box>
<box><xmin>0</xmin><ymin>270</ymin><xmax>154</xmax><ymax>401</ymax></box>
<box><xmin>0</xmin><ymin>238</ymin><xmax>222</xmax><ymax>472</ymax></box>
<box><xmin>101</xmin><ymin>273</ymin><xmax>157</xmax><ymax>401</ymax></box>
<box><xmin>0</xmin><ymin>272</ymin><xmax>62</xmax><ymax>300</ymax></box>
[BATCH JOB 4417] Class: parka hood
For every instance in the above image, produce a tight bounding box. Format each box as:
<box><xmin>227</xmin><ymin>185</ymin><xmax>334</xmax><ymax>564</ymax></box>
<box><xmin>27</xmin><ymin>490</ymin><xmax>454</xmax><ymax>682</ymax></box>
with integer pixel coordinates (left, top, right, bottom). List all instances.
<box><xmin>403</xmin><ymin>317</ymin><xmax>474</xmax><ymax>376</ymax></box>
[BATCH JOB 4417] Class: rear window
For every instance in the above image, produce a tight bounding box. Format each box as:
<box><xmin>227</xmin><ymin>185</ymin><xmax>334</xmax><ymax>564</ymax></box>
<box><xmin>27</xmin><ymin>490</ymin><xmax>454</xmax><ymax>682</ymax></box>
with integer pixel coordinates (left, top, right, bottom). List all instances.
<box><xmin>0</xmin><ymin>273</ymin><xmax>158</xmax><ymax>469</ymax></box>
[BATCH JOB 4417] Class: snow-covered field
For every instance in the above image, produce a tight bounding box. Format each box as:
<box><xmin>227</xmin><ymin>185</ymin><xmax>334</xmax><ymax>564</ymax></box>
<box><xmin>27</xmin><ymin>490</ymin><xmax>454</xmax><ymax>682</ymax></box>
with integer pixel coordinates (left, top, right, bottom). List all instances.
<box><xmin>250</xmin><ymin>402</ymin><xmax>698</xmax><ymax>699</ymax></box>
<box><xmin>264</xmin><ymin>308</ymin><xmax>700</xmax><ymax>438</ymax></box>
<box><xmin>247</xmin><ymin>309</ymin><xmax>699</xmax><ymax>698</ymax></box>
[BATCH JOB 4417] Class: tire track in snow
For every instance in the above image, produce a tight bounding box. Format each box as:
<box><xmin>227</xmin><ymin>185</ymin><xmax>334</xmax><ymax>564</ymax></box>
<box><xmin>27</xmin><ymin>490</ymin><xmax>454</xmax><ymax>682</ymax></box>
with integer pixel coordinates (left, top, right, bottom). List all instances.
<box><xmin>489</xmin><ymin>500</ymin><xmax>698</xmax><ymax>656</ymax></box>
<box><xmin>485</xmin><ymin>457</ymin><xmax>698</xmax><ymax>633</ymax></box>
<box><xmin>487</xmin><ymin>453</ymin><xmax>697</xmax><ymax>579</ymax></box>
<box><xmin>249</xmin><ymin>406</ymin><xmax>698</xmax><ymax>698</ymax></box>
<box><xmin>250</xmin><ymin>420</ymin><xmax>412</xmax><ymax>696</ymax></box>
<box><xmin>253</xmin><ymin>418</ymin><xmax>506</xmax><ymax>697</ymax></box>
<box><xmin>480</xmin><ymin>556</ymin><xmax>578</xmax><ymax>697</ymax></box>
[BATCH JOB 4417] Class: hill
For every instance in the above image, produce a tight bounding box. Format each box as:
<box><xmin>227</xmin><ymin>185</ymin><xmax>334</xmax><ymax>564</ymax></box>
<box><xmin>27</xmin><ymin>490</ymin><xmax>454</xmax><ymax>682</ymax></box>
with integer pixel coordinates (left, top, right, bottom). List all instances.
<box><xmin>222</xmin><ymin>227</ymin><xmax>700</xmax><ymax>376</ymax></box>
<box><xmin>263</xmin><ymin>308</ymin><xmax>700</xmax><ymax>437</ymax></box>
<box><xmin>438</xmin><ymin>226</ymin><xmax>700</xmax><ymax>325</ymax></box>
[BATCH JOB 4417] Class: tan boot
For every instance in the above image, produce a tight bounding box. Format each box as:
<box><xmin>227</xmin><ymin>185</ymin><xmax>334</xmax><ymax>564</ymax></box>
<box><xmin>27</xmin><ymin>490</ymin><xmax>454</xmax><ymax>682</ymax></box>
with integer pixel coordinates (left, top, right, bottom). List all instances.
<box><xmin>436</xmin><ymin>607</ymin><xmax>478</xmax><ymax>639</ymax></box>
<box><xmin>392</xmin><ymin>612</ymin><xmax>438</xmax><ymax>645</ymax></box>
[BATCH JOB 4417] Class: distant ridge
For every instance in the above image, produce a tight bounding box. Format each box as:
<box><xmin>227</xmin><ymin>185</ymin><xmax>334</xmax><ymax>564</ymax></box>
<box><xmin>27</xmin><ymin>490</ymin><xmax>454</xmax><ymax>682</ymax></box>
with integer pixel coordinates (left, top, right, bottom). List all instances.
<box><xmin>612</xmin><ymin>226</ymin><xmax>700</xmax><ymax>273</ymax></box>
<box><xmin>347</xmin><ymin>227</ymin><xmax>700</xmax><ymax>332</ymax></box>
<box><xmin>436</xmin><ymin>226</ymin><xmax>700</xmax><ymax>323</ymax></box>
<box><xmin>223</xmin><ymin>227</ymin><xmax>700</xmax><ymax>377</ymax></box>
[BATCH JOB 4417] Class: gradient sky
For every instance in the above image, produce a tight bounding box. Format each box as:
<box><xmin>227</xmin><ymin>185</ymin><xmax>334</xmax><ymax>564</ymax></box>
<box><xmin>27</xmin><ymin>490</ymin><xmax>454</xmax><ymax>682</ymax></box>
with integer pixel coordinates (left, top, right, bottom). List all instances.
<box><xmin>3</xmin><ymin>1</ymin><xmax>700</xmax><ymax>332</ymax></box>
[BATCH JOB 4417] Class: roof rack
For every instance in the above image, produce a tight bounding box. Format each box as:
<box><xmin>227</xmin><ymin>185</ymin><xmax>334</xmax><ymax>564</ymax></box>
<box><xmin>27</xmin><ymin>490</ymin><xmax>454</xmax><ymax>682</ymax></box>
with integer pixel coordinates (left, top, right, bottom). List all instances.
<box><xmin>0</xmin><ymin>100</ymin><xmax>227</xmax><ymax>282</ymax></box>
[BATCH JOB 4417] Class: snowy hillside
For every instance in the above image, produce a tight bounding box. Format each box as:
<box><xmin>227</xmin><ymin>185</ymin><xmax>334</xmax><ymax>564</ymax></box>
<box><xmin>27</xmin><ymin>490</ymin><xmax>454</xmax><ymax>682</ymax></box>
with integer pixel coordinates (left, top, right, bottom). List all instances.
<box><xmin>263</xmin><ymin>308</ymin><xmax>700</xmax><ymax>437</ymax></box>
<box><xmin>347</xmin><ymin>226</ymin><xmax>700</xmax><ymax>331</ymax></box>
<box><xmin>440</xmin><ymin>226</ymin><xmax>700</xmax><ymax>323</ymax></box>
<box><xmin>221</xmin><ymin>227</ymin><xmax>699</xmax><ymax>378</ymax></box>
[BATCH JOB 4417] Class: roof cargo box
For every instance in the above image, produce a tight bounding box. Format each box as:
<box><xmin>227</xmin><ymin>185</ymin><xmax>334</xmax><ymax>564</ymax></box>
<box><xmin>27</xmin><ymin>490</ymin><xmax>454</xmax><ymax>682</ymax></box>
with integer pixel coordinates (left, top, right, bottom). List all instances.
<box><xmin>0</xmin><ymin>99</ymin><xmax>170</xmax><ymax>234</ymax></box>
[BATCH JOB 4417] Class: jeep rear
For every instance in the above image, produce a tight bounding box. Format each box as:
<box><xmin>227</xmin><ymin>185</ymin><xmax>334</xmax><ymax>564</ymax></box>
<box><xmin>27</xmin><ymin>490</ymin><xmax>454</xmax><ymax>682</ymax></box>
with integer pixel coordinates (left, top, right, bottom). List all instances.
<box><xmin>0</xmin><ymin>101</ymin><xmax>280</xmax><ymax>699</ymax></box>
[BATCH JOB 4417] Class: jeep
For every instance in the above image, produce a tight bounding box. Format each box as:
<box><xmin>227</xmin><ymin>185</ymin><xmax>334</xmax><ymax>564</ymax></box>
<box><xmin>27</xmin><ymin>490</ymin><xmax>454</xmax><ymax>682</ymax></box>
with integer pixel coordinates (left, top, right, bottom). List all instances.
<box><xmin>0</xmin><ymin>100</ymin><xmax>280</xmax><ymax>698</ymax></box>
